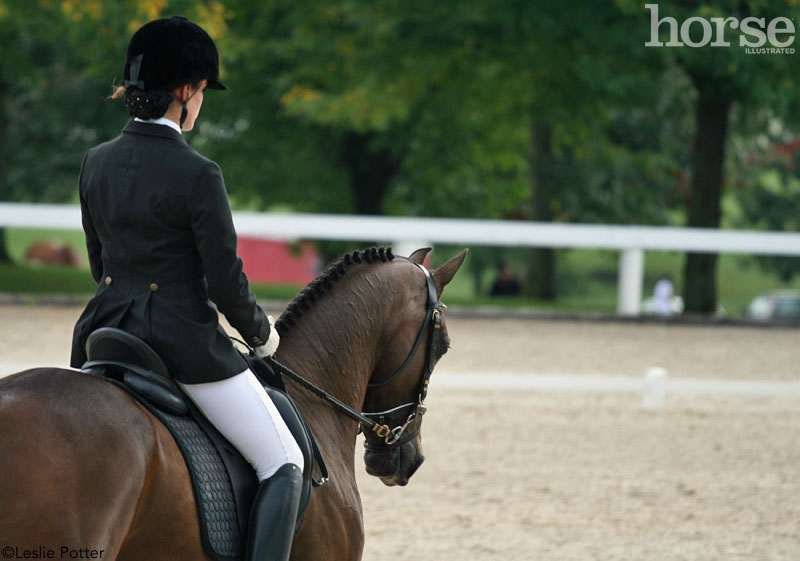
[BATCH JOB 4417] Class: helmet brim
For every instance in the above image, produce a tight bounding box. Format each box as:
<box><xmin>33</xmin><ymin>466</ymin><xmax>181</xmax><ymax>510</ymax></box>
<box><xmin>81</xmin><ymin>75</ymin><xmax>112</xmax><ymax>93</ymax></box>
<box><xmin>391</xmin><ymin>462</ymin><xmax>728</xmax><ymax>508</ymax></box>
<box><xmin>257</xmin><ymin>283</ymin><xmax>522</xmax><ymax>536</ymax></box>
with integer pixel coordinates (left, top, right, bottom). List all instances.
<box><xmin>206</xmin><ymin>78</ymin><xmax>227</xmax><ymax>91</ymax></box>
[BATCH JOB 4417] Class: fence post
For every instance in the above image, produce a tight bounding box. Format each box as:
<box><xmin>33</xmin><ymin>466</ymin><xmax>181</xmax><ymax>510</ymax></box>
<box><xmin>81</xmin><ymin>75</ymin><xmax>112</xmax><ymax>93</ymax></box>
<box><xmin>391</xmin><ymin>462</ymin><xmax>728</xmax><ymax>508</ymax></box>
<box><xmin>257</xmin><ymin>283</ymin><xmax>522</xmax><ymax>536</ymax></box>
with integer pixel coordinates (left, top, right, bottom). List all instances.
<box><xmin>617</xmin><ymin>248</ymin><xmax>644</xmax><ymax>316</ymax></box>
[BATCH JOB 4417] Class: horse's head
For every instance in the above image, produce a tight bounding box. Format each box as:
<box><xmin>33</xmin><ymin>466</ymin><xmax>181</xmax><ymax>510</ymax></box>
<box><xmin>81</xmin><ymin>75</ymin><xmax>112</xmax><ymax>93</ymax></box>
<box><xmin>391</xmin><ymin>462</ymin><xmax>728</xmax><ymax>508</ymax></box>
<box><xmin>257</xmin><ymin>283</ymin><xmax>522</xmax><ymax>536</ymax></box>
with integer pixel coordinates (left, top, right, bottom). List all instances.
<box><xmin>361</xmin><ymin>247</ymin><xmax>467</xmax><ymax>486</ymax></box>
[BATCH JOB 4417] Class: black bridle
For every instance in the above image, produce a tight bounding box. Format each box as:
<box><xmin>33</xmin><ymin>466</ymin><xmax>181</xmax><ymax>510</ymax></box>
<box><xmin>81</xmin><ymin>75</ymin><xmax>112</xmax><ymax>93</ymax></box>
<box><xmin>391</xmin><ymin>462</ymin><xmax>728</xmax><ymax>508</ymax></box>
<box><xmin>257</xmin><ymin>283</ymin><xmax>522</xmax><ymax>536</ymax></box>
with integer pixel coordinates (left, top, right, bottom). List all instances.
<box><xmin>361</xmin><ymin>261</ymin><xmax>444</xmax><ymax>450</ymax></box>
<box><xmin>264</xmin><ymin>259</ymin><xmax>444</xmax><ymax>451</ymax></box>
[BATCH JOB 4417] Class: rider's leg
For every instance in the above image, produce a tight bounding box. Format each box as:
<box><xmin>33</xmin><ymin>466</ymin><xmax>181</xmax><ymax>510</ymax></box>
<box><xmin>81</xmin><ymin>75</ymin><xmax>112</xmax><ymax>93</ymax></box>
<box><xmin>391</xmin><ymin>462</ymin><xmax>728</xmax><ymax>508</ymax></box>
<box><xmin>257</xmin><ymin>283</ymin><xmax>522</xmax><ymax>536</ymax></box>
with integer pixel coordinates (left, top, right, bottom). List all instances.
<box><xmin>179</xmin><ymin>369</ymin><xmax>303</xmax><ymax>479</ymax></box>
<box><xmin>180</xmin><ymin>369</ymin><xmax>304</xmax><ymax>561</ymax></box>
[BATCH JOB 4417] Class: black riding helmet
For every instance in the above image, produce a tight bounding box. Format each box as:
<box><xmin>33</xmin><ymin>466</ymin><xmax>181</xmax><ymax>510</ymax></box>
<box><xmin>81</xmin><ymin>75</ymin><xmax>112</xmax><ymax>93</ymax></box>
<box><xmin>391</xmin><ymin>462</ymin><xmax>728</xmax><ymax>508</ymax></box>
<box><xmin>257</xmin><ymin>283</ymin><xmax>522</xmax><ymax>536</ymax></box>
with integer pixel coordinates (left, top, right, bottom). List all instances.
<box><xmin>123</xmin><ymin>16</ymin><xmax>226</xmax><ymax>92</ymax></box>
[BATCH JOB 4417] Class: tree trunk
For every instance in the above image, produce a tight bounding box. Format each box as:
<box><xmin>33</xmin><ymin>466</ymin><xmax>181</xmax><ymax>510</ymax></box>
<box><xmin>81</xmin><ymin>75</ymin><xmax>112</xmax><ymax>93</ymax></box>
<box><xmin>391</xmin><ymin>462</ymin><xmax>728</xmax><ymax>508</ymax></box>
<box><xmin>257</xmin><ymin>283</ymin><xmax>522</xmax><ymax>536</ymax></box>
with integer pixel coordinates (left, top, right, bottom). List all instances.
<box><xmin>0</xmin><ymin>70</ymin><xmax>11</xmax><ymax>263</ymax></box>
<box><xmin>682</xmin><ymin>86</ymin><xmax>732</xmax><ymax>314</ymax></box>
<box><xmin>341</xmin><ymin>131</ymin><xmax>402</xmax><ymax>216</ymax></box>
<box><xmin>0</xmin><ymin>229</ymin><xmax>11</xmax><ymax>263</ymax></box>
<box><xmin>526</xmin><ymin>120</ymin><xmax>556</xmax><ymax>300</ymax></box>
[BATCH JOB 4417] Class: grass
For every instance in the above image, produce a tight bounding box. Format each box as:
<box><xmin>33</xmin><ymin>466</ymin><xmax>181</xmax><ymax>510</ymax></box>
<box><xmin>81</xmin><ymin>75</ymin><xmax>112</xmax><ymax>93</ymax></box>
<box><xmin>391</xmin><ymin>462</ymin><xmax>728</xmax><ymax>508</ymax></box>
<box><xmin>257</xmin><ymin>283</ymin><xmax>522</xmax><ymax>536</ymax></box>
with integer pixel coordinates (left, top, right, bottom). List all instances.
<box><xmin>0</xmin><ymin>228</ymin><xmax>306</xmax><ymax>304</ymax></box>
<box><xmin>0</xmin><ymin>263</ymin><xmax>97</xmax><ymax>294</ymax></box>
<box><xmin>3</xmin><ymin>228</ymin><xmax>799</xmax><ymax>316</ymax></box>
<box><xmin>432</xmin><ymin>245</ymin><xmax>800</xmax><ymax>316</ymax></box>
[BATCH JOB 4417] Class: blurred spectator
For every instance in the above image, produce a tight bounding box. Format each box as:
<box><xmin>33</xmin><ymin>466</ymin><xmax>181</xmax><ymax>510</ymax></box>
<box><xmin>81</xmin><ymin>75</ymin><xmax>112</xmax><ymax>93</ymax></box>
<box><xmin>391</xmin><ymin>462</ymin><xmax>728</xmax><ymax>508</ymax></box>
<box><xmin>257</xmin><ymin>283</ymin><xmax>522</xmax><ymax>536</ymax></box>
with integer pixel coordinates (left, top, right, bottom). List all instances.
<box><xmin>490</xmin><ymin>262</ymin><xmax>521</xmax><ymax>297</ymax></box>
<box><xmin>653</xmin><ymin>276</ymin><xmax>676</xmax><ymax>316</ymax></box>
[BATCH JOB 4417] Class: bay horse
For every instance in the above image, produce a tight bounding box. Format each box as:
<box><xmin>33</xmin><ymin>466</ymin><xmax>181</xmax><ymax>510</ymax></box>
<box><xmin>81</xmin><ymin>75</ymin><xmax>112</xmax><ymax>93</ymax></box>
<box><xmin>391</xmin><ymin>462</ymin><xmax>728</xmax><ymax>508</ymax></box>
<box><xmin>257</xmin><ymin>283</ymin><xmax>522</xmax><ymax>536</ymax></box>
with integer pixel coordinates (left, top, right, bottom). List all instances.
<box><xmin>0</xmin><ymin>247</ymin><xmax>467</xmax><ymax>561</ymax></box>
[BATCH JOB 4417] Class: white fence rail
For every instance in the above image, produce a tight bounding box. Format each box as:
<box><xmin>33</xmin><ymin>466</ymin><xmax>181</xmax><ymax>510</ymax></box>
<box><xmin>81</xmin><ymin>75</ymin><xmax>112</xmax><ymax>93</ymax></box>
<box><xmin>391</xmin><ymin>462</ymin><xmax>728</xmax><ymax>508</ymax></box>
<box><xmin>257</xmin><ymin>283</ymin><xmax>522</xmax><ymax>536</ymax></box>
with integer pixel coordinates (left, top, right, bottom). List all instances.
<box><xmin>2</xmin><ymin>202</ymin><xmax>799</xmax><ymax>315</ymax></box>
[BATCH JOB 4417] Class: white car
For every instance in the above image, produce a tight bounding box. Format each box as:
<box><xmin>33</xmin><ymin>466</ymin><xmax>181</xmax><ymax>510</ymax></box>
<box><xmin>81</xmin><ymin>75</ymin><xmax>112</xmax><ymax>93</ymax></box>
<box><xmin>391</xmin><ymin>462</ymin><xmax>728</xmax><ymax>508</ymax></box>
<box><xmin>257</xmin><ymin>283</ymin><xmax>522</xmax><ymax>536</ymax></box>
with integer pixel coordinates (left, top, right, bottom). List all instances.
<box><xmin>745</xmin><ymin>291</ymin><xmax>800</xmax><ymax>320</ymax></box>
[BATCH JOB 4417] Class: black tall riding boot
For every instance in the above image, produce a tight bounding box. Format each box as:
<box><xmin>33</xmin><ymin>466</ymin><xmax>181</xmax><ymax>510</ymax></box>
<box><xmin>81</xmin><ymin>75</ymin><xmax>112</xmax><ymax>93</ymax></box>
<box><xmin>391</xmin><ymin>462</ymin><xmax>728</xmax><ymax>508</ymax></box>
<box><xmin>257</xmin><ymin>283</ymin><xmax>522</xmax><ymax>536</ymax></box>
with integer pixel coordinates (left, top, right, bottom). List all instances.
<box><xmin>246</xmin><ymin>463</ymin><xmax>304</xmax><ymax>561</ymax></box>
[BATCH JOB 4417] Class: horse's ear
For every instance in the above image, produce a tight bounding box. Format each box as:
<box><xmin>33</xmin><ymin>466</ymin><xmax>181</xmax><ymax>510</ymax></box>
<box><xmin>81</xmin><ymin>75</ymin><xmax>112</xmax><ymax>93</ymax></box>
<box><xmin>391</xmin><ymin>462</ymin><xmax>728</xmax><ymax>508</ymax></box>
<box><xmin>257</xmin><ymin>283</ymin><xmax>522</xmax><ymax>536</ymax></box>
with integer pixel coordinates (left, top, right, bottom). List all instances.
<box><xmin>408</xmin><ymin>247</ymin><xmax>432</xmax><ymax>265</ymax></box>
<box><xmin>432</xmin><ymin>249</ymin><xmax>468</xmax><ymax>296</ymax></box>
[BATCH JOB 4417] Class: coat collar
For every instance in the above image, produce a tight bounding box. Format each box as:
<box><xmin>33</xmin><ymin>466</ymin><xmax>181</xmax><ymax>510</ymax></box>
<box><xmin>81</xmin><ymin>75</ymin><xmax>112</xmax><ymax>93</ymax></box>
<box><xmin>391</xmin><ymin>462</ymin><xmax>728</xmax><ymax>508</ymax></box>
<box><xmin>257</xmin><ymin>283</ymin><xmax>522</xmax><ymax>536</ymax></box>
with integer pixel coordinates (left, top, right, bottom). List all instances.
<box><xmin>122</xmin><ymin>120</ymin><xmax>187</xmax><ymax>144</ymax></box>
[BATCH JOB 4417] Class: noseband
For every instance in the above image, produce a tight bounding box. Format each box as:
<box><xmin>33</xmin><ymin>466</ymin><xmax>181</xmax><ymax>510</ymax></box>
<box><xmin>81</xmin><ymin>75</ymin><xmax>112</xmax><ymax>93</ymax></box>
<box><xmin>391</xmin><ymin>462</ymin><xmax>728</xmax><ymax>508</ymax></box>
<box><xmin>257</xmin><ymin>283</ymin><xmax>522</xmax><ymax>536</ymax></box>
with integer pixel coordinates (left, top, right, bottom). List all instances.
<box><xmin>361</xmin><ymin>261</ymin><xmax>444</xmax><ymax>450</ymax></box>
<box><xmin>264</xmin><ymin>259</ymin><xmax>445</xmax><ymax>451</ymax></box>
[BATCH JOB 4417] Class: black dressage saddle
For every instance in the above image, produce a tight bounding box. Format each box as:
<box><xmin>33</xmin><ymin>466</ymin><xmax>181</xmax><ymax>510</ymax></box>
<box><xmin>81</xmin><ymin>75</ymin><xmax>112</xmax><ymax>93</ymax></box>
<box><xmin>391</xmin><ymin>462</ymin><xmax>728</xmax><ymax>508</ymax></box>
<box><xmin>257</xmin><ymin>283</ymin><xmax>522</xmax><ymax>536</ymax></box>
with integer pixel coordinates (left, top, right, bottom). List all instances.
<box><xmin>81</xmin><ymin>327</ymin><xmax>323</xmax><ymax>561</ymax></box>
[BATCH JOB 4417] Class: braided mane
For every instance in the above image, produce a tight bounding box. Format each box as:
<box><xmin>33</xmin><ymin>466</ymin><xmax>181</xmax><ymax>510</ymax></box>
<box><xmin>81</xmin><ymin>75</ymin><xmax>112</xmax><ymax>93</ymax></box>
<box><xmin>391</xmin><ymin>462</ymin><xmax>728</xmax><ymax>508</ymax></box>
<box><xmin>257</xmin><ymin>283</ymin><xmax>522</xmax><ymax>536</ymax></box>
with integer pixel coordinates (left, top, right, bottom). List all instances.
<box><xmin>275</xmin><ymin>247</ymin><xmax>395</xmax><ymax>335</ymax></box>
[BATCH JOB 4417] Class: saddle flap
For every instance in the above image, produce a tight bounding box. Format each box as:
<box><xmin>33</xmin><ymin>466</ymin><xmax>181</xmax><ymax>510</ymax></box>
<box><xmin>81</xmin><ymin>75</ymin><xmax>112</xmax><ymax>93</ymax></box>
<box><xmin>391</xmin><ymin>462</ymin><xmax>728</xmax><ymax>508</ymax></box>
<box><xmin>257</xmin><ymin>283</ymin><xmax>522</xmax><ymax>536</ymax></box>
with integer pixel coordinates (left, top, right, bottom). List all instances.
<box><xmin>123</xmin><ymin>370</ymin><xmax>189</xmax><ymax>416</ymax></box>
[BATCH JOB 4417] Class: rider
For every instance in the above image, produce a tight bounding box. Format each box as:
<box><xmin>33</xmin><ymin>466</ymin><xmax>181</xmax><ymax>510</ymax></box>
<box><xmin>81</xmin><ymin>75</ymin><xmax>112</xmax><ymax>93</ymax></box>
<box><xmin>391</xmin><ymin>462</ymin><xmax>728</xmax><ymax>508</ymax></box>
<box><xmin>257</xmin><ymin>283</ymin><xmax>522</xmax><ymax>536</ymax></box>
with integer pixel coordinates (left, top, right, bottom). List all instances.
<box><xmin>69</xmin><ymin>16</ymin><xmax>303</xmax><ymax>561</ymax></box>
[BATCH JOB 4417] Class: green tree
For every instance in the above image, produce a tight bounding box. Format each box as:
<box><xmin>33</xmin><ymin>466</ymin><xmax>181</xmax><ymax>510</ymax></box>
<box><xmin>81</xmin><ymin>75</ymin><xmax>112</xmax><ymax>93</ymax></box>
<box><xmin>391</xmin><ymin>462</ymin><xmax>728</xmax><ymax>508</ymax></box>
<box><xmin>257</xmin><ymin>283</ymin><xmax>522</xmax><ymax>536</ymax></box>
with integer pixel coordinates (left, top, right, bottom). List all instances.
<box><xmin>639</xmin><ymin>0</ymin><xmax>800</xmax><ymax>313</ymax></box>
<box><xmin>0</xmin><ymin>0</ymin><xmax>177</xmax><ymax>260</ymax></box>
<box><xmin>458</xmin><ymin>2</ymin><xmax>671</xmax><ymax>298</ymax></box>
<box><xmin>729</xmin><ymin>125</ymin><xmax>800</xmax><ymax>281</ymax></box>
<box><xmin>217</xmin><ymin>1</ymin><xmax>532</xmax><ymax>220</ymax></box>
<box><xmin>215</xmin><ymin>1</ymin><xmax>703</xmax><ymax>301</ymax></box>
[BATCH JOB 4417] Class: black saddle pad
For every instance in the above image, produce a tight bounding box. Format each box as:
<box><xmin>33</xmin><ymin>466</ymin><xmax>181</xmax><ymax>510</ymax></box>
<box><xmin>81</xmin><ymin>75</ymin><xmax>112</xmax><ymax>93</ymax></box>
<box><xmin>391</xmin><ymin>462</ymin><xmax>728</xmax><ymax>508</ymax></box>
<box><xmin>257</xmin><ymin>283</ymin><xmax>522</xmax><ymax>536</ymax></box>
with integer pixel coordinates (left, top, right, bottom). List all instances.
<box><xmin>144</xmin><ymin>396</ymin><xmax>254</xmax><ymax>560</ymax></box>
<box><xmin>85</xmin><ymin>358</ymin><xmax>320</xmax><ymax>561</ymax></box>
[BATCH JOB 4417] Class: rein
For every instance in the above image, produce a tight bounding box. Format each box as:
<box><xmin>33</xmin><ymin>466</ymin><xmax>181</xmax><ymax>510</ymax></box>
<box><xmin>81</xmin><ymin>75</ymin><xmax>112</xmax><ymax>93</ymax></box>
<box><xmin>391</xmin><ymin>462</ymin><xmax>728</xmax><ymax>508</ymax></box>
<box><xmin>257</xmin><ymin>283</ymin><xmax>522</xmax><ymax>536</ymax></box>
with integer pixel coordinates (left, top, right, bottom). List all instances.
<box><xmin>264</xmin><ymin>259</ymin><xmax>444</xmax><ymax>450</ymax></box>
<box><xmin>264</xmin><ymin>356</ymin><xmax>388</xmax><ymax>436</ymax></box>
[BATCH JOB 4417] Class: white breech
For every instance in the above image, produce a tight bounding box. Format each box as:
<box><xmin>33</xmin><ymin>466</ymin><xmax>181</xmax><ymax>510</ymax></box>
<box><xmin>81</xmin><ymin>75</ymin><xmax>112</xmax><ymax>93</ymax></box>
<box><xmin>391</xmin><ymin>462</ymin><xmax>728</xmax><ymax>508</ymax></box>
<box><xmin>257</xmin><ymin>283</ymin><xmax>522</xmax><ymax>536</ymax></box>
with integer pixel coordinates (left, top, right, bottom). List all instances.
<box><xmin>180</xmin><ymin>369</ymin><xmax>304</xmax><ymax>481</ymax></box>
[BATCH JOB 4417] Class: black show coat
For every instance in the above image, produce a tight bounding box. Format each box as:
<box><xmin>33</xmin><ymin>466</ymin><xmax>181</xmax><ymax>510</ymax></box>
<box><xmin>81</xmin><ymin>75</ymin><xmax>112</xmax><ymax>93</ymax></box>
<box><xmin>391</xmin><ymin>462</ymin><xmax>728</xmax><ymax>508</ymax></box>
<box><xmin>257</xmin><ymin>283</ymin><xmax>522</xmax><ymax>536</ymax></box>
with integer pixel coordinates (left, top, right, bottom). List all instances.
<box><xmin>70</xmin><ymin>120</ymin><xmax>270</xmax><ymax>384</ymax></box>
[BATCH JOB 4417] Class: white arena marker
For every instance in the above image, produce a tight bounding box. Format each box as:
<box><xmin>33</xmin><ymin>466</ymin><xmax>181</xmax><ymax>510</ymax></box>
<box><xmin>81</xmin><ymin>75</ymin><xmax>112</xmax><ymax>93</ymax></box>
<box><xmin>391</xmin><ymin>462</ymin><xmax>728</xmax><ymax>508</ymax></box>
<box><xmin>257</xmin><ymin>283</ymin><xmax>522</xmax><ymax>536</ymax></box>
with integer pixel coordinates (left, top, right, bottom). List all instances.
<box><xmin>642</xmin><ymin>367</ymin><xmax>667</xmax><ymax>410</ymax></box>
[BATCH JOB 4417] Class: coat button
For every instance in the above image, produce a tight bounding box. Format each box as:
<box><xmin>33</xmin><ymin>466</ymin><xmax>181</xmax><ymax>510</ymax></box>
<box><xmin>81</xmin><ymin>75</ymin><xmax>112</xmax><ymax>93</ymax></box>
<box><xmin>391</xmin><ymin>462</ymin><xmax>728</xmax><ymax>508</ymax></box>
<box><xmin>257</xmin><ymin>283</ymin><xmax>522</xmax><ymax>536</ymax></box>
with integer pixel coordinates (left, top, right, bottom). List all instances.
<box><xmin>149</xmin><ymin>283</ymin><xmax>159</xmax><ymax>292</ymax></box>
<box><xmin>105</xmin><ymin>276</ymin><xmax>112</xmax><ymax>286</ymax></box>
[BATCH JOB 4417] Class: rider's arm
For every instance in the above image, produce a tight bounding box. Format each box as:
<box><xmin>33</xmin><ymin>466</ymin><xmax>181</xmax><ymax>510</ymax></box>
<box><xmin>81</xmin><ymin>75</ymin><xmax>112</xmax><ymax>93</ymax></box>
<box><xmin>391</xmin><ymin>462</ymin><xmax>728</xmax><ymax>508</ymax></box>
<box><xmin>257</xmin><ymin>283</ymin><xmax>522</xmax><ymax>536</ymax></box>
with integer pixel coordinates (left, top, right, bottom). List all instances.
<box><xmin>188</xmin><ymin>160</ymin><xmax>271</xmax><ymax>349</ymax></box>
<box><xmin>78</xmin><ymin>152</ymin><xmax>103</xmax><ymax>284</ymax></box>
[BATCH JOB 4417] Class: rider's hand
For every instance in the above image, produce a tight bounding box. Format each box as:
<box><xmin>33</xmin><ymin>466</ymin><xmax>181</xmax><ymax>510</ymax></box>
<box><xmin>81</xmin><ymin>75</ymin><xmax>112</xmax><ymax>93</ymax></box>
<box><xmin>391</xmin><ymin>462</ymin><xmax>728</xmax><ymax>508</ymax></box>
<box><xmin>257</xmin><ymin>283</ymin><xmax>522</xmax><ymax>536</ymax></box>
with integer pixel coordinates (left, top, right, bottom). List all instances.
<box><xmin>254</xmin><ymin>315</ymin><xmax>280</xmax><ymax>358</ymax></box>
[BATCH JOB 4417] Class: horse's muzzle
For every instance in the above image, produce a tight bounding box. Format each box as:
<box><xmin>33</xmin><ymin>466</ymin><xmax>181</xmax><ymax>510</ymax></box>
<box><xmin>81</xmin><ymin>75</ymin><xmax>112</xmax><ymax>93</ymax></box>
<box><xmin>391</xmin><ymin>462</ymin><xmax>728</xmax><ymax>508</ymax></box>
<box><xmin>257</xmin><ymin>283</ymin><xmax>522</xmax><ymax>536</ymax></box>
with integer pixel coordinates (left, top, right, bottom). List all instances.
<box><xmin>363</xmin><ymin>440</ymin><xmax>425</xmax><ymax>487</ymax></box>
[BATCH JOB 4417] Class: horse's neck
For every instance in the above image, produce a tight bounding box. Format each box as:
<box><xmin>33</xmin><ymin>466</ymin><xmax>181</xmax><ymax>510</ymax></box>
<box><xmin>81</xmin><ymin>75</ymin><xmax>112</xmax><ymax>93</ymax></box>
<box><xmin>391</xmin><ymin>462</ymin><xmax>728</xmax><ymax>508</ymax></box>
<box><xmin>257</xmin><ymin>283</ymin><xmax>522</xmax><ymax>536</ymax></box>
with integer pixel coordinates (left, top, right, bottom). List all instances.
<box><xmin>277</xmin><ymin>268</ymin><xmax>390</xmax><ymax>436</ymax></box>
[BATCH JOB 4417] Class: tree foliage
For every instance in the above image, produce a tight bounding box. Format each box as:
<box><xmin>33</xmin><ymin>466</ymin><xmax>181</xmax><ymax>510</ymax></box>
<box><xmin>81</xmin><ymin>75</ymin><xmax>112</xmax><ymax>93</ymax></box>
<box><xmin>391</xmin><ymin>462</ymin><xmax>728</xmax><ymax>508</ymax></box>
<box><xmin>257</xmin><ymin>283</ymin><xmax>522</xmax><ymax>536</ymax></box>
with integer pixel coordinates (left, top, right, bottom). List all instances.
<box><xmin>615</xmin><ymin>0</ymin><xmax>800</xmax><ymax>311</ymax></box>
<box><xmin>1</xmin><ymin>0</ymin><xmax>798</xmax><ymax>309</ymax></box>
